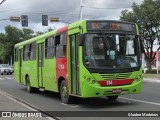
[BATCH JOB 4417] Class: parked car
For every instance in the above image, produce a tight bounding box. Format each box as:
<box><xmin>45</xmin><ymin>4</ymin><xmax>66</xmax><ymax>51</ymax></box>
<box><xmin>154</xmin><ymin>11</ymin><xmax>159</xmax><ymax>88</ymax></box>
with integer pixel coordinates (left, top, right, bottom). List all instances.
<box><xmin>8</xmin><ymin>66</ymin><xmax>14</xmax><ymax>74</ymax></box>
<box><xmin>0</xmin><ymin>64</ymin><xmax>10</xmax><ymax>75</ymax></box>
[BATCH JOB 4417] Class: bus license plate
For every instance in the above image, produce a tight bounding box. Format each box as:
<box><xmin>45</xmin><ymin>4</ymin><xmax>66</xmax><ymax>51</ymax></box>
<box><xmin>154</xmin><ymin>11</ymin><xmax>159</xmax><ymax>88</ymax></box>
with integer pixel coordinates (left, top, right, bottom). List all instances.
<box><xmin>112</xmin><ymin>89</ymin><xmax>122</xmax><ymax>93</ymax></box>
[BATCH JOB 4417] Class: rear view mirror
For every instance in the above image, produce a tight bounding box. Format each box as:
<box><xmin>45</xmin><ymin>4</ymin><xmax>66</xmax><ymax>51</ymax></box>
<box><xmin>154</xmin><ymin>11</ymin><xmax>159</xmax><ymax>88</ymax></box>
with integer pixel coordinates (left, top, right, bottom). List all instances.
<box><xmin>77</xmin><ymin>34</ymin><xmax>84</xmax><ymax>46</ymax></box>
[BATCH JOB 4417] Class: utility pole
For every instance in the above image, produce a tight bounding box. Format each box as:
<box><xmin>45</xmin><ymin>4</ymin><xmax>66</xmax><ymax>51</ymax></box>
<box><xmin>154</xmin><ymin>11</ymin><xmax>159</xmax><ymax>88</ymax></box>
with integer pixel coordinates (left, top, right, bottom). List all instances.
<box><xmin>0</xmin><ymin>0</ymin><xmax>6</xmax><ymax>5</ymax></box>
<box><xmin>80</xmin><ymin>0</ymin><xmax>83</xmax><ymax>20</ymax></box>
<box><xmin>10</xmin><ymin>55</ymin><xmax>12</xmax><ymax>66</ymax></box>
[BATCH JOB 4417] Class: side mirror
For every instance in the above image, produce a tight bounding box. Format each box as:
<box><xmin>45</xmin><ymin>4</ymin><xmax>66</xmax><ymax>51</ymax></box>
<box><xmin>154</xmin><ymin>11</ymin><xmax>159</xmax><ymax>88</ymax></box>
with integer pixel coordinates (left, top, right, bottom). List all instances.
<box><xmin>77</xmin><ymin>34</ymin><xmax>84</xmax><ymax>46</ymax></box>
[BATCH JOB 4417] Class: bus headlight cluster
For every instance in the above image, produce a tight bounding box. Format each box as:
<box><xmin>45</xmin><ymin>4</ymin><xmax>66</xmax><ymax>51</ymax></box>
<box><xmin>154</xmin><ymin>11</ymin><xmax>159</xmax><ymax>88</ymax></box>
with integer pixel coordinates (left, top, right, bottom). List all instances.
<box><xmin>84</xmin><ymin>76</ymin><xmax>91</xmax><ymax>82</ymax></box>
<box><xmin>83</xmin><ymin>76</ymin><xmax>96</xmax><ymax>84</ymax></box>
<box><xmin>86</xmin><ymin>78</ymin><xmax>91</xmax><ymax>82</ymax></box>
<box><xmin>92</xmin><ymin>80</ymin><xmax>96</xmax><ymax>84</ymax></box>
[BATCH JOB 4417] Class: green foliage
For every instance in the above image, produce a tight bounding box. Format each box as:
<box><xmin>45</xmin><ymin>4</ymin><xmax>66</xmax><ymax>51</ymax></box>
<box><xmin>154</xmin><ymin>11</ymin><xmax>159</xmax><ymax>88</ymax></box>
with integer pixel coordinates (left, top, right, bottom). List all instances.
<box><xmin>22</xmin><ymin>28</ymin><xmax>34</xmax><ymax>40</ymax></box>
<box><xmin>120</xmin><ymin>0</ymin><xmax>160</xmax><ymax>70</ymax></box>
<box><xmin>145</xmin><ymin>69</ymin><xmax>157</xmax><ymax>74</ymax></box>
<box><xmin>0</xmin><ymin>25</ymin><xmax>45</xmax><ymax>64</ymax></box>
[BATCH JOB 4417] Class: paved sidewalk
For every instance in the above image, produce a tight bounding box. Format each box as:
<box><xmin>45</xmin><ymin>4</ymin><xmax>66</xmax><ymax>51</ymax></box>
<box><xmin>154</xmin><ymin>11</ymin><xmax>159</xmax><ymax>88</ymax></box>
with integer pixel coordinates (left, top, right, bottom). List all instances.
<box><xmin>0</xmin><ymin>90</ymin><xmax>50</xmax><ymax>120</ymax></box>
<box><xmin>143</xmin><ymin>78</ymin><xmax>160</xmax><ymax>83</ymax></box>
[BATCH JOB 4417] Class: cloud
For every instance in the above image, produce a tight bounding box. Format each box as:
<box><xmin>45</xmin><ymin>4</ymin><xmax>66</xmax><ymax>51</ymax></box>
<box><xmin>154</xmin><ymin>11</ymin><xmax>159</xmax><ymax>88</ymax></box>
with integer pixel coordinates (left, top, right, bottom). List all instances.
<box><xmin>0</xmin><ymin>0</ymin><xmax>143</xmax><ymax>33</ymax></box>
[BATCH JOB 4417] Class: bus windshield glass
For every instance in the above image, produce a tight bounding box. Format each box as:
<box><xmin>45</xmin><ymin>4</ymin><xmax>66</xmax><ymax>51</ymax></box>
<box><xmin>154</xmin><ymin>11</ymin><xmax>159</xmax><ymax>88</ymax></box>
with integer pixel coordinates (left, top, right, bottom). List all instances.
<box><xmin>84</xmin><ymin>33</ymin><xmax>140</xmax><ymax>69</ymax></box>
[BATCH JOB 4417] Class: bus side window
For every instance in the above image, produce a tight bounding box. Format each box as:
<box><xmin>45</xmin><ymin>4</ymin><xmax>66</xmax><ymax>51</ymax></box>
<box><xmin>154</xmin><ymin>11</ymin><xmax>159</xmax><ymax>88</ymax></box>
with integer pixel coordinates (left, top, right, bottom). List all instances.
<box><xmin>23</xmin><ymin>44</ymin><xmax>30</xmax><ymax>61</ymax></box>
<box><xmin>45</xmin><ymin>37</ymin><xmax>55</xmax><ymax>58</ymax></box>
<box><xmin>55</xmin><ymin>32</ymin><xmax>66</xmax><ymax>58</ymax></box>
<box><xmin>14</xmin><ymin>48</ymin><xmax>18</xmax><ymax>62</ymax></box>
<box><xmin>55</xmin><ymin>35</ymin><xmax>60</xmax><ymax>46</ymax></box>
<box><xmin>30</xmin><ymin>42</ymin><xmax>36</xmax><ymax>60</ymax></box>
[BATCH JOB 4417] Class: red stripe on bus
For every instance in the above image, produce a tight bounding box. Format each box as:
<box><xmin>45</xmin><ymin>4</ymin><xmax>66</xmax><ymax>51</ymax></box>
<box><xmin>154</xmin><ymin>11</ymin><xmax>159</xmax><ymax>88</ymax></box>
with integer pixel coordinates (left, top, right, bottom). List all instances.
<box><xmin>56</xmin><ymin>26</ymin><xmax>69</xmax><ymax>93</ymax></box>
<box><xmin>57</xmin><ymin>26</ymin><xmax>68</xmax><ymax>33</ymax></box>
<box><xmin>98</xmin><ymin>79</ymin><xmax>134</xmax><ymax>86</ymax></box>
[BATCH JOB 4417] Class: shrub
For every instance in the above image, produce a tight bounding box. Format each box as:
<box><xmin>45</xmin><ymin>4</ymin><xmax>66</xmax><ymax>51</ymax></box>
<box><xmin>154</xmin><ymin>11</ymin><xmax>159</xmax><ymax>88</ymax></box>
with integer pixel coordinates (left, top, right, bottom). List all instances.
<box><xmin>146</xmin><ymin>69</ymin><xmax>157</xmax><ymax>74</ymax></box>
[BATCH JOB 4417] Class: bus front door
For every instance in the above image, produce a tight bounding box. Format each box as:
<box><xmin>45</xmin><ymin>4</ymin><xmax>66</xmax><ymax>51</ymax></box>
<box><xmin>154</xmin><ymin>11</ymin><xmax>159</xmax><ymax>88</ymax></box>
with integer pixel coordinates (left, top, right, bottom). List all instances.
<box><xmin>70</xmin><ymin>35</ymin><xmax>80</xmax><ymax>95</ymax></box>
<box><xmin>38</xmin><ymin>43</ymin><xmax>44</xmax><ymax>87</ymax></box>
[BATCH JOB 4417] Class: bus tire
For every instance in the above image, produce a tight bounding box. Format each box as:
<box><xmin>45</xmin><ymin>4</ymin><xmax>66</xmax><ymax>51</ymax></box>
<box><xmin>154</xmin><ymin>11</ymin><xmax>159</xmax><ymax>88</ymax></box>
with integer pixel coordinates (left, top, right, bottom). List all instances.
<box><xmin>107</xmin><ymin>95</ymin><xmax>119</xmax><ymax>100</ymax></box>
<box><xmin>60</xmin><ymin>80</ymin><xmax>72</xmax><ymax>104</ymax></box>
<box><xmin>26</xmin><ymin>76</ymin><xmax>35</xmax><ymax>93</ymax></box>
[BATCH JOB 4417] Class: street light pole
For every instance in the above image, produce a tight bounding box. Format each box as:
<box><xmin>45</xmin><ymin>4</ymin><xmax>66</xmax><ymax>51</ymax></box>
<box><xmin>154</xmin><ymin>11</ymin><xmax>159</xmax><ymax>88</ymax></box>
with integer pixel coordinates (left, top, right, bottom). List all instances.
<box><xmin>0</xmin><ymin>0</ymin><xmax>6</xmax><ymax>5</ymax></box>
<box><xmin>157</xmin><ymin>51</ymin><xmax>158</xmax><ymax>74</ymax></box>
<box><xmin>80</xmin><ymin>0</ymin><xmax>83</xmax><ymax>20</ymax></box>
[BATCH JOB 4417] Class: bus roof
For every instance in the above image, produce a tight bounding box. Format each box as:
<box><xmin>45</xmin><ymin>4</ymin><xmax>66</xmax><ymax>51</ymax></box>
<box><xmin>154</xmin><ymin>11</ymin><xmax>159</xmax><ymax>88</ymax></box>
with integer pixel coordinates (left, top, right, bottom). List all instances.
<box><xmin>14</xmin><ymin>20</ymin><xmax>136</xmax><ymax>48</ymax></box>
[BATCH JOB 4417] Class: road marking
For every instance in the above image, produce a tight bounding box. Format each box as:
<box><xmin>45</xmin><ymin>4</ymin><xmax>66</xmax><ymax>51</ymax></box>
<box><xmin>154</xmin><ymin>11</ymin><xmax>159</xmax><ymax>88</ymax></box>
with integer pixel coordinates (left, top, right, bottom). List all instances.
<box><xmin>61</xmin><ymin>103</ymin><xmax>80</xmax><ymax>108</ymax></box>
<box><xmin>5</xmin><ymin>77</ymin><xmax>13</xmax><ymax>79</ymax></box>
<box><xmin>0</xmin><ymin>78</ymin><xmax>5</xmax><ymax>80</ymax></box>
<box><xmin>70</xmin><ymin>105</ymin><xmax>80</xmax><ymax>108</ymax></box>
<box><xmin>120</xmin><ymin>97</ymin><xmax>160</xmax><ymax>106</ymax></box>
<box><xmin>61</xmin><ymin>103</ymin><xmax>68</xmax><ymax>106</ymax></box>
<box><xmin>118</xmin><ymin>100</ymin><xmax>131</xmax><ymax>104</ymax></box>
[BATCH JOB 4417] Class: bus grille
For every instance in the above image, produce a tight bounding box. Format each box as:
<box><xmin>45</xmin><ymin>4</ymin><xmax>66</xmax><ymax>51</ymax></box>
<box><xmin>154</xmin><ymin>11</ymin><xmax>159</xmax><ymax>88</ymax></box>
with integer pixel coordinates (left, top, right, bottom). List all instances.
<box><xmin>100</xmin><ymin>72</ymin><xmax>132</xmax><ymax>80</ymax></box>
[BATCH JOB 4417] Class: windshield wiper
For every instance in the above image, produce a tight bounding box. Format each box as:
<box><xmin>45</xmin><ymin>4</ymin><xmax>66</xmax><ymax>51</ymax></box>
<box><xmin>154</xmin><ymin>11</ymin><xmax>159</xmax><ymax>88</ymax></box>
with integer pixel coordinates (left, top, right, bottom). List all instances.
<box><xmin>100</xmin><ymin>31</ymin><xmax>110</xmax><ymax>52</ymax></box>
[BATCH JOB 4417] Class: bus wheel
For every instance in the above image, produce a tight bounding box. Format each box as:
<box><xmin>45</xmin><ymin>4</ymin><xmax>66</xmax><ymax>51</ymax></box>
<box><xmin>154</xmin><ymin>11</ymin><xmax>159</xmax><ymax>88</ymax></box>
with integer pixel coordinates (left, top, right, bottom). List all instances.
<box><xmin>60</xmin><ymin>80</ymin><xmax>72</xmax><ymax>104</ymax></box>
<box><xmin>26</xmin><ymin>76</ymin><xmax>34</xmax><ymax>93</ymax></box>
<box><xmin>106</xmin><ymin>95</ymin><xmax>119</xmax><ymax>100</ymax></box>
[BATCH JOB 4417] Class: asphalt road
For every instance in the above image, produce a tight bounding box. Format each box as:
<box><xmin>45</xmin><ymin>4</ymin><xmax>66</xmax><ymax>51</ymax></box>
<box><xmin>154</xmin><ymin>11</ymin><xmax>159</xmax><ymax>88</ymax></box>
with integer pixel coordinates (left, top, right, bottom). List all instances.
<box><xmin>0</xmin><ymin>75</ymin><xmax>160</xmax><ymax>120</ymax></box>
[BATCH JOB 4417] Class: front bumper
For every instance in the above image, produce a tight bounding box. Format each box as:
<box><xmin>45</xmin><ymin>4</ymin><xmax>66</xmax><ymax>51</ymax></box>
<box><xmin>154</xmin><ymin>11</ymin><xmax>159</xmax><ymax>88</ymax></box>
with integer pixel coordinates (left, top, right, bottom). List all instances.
<box><xmin>81</xmin><ymin>79</ymin><xmax>142</xmax><ymax>98</ymax></box>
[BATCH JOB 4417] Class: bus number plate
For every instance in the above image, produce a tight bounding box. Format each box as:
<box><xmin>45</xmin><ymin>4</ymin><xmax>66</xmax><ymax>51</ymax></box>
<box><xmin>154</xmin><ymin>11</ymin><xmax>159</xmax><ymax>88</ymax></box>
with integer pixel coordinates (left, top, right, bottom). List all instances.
<box><xmin>112</xmin><ymin>89</ymin><xmax>122</xmax><ymax>93</ymax></box>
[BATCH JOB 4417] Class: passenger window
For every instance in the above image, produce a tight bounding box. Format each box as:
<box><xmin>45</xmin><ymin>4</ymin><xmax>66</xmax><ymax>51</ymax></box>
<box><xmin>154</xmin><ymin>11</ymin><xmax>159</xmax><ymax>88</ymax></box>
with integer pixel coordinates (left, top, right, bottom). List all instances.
<box><xmin>23</xmin><ymin>44</ymin><xmax>30</xmax><ymax>61</ymax></box>
<box><xmin>14</xmin><ymin>48</ymin><xmax>18</xmax><ymax>62</ymax></box>
<box><xmin>30</xmin><ymin>42</ymin><xmax>36</xmax><ymax>60</ymax></box>
<box><xmin>55</xmin><ymin>33</ymin><xmax>66</xmax><ymax>58</ymax></box>
<box><xmin>45</xmin><ymin>37</ymin><xmax>55</xmax><ymax>58</ymax></box>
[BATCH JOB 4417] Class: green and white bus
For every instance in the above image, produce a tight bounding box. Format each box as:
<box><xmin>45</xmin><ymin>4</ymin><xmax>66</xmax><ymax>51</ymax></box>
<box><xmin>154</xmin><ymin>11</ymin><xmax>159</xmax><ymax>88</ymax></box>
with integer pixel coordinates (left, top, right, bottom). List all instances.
<box><xmin>14</xmin><ymin>20</ymin><xmax>142</xmax><ymax>104</ymax></box>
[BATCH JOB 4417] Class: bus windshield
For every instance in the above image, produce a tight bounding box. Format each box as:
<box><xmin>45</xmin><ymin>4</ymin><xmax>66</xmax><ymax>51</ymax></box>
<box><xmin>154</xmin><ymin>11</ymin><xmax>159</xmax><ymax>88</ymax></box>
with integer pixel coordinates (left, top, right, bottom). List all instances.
<box><xmin>84</xmin><ymin>33</ymin><xmax>140</xmax><ymax>69</ymax></box>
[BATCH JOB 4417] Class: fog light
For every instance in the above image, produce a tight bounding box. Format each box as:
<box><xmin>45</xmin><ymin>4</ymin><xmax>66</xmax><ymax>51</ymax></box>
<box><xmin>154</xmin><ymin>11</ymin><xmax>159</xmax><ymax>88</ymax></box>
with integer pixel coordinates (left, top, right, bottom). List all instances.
<box><xmin>133</xmin><ymin>89</ymin><xmax>136</xmax><ymax>92</ymax></box>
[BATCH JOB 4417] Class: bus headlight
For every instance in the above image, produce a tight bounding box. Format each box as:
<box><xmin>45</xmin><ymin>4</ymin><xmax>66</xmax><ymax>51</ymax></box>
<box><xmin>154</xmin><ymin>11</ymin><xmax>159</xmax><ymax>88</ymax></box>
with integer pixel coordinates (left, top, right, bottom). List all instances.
<box><xmin>92</xmin><ymin>80</ymin><xmax>96</xmax><ymax>84</ymax></box>
<box><xmin>86</xmin><ymin>78</ymin><xmax>91</xmax><ymax>82</ymax></box>
<box><xmin>83</xmin><ymin>76</ymin><xmax>87</xmax><ymax>79</ymax></box>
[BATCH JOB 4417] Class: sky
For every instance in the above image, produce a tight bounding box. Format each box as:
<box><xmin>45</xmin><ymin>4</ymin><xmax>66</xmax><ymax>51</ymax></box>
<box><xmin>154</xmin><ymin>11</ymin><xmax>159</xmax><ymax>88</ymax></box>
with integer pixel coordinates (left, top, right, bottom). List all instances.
<box><xmin>0</xmin><ymin>0</ymin><xmax>143</xmax><ymax>33</ymax></box>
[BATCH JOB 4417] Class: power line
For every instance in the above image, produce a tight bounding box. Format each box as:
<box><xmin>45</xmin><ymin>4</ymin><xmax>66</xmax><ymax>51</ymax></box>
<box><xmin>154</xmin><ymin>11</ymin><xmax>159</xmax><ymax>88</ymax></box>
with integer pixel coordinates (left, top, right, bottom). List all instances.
<box><xmin>83</xmin><ymin>5</ymin><xmax>132</xmax><ymax>9</ymax></box>
<box><xmin>0</xmin><ymin>7</ymin><xmax>76</xmax><ymax>13</ymax></box>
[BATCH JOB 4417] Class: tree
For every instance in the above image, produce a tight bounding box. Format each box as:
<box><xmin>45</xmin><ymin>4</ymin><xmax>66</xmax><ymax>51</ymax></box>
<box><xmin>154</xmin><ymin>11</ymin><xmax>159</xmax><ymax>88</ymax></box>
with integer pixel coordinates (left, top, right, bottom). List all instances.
<box><xmin>0</xmin><ymin>25</ymin><xmax>47</xmax><ymax>63</ymax></box>
<box><xmin>0</xmin><ymin>33</ymin><xmax>6</xmax><ymax>63</ymax></box>
<box><xmin>22</xmin><ymin>28</ymin><xmax>34</xmax><ymax>40</ymax></box>
<box><xmin>4</xmin><ymin>26</ymin><xmax>23</xmax><ymax>64</ymax></box>
<box><xmin>120</xmin><ymin>0</ymin><xmax>160</xmax><ymax>69</ymax></box>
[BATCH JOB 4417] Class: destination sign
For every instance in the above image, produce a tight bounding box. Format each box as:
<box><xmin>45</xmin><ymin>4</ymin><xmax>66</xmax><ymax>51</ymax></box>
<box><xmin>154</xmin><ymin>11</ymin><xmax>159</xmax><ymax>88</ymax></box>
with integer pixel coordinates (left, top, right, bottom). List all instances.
<box><xmin>87</xmin><ymin>21</ymin><xmax>136</xmax><ymax>32</ymax></box>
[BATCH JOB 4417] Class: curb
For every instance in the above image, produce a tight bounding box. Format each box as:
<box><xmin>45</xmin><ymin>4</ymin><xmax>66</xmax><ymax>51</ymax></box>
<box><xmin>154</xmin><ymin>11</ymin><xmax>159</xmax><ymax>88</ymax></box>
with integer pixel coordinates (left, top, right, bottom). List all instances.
<box><xmin>143</xmin><ymin>78</ymin><xmax>160</xmax><ymax>83</ymax></box>
<box><xmin>0</xmin><ymin>89</ymin><xmax>58</xmax><ymax>120</ymax></box>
